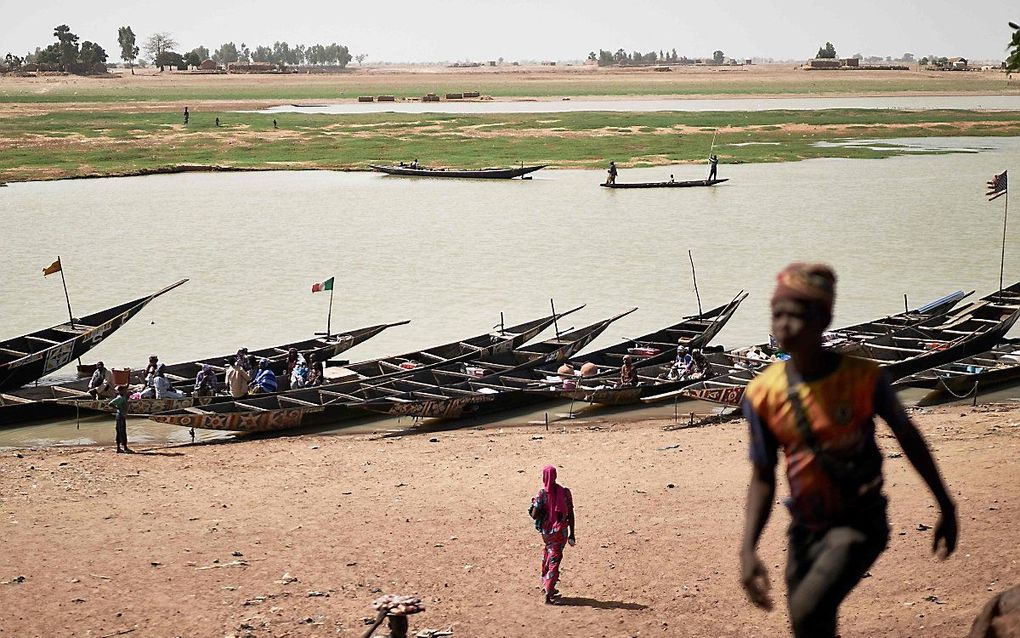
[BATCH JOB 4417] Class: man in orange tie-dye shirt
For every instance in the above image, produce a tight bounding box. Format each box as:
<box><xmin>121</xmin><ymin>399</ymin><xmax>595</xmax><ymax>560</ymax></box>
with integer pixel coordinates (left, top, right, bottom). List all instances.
<box><xmin>739</xmin><ymin>263</ymin><xmax>958</xmax><ymax>638</ymax></box>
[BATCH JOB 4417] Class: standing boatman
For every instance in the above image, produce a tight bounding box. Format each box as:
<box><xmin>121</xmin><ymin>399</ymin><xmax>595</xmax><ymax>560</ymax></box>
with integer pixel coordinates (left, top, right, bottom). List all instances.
<box><xmin>708</xmin><ymin>154</ymin><xmax>719</xmax><ymax>181</ymax></box>
<box><xmin>606</xmin><ymin>160</ymin><xmax>618</xmax><ymax>185</ymax></box>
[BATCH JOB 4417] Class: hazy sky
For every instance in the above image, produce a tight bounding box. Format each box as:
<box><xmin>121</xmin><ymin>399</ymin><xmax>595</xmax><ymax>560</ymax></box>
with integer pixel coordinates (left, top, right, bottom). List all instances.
<box><xmin>1</xmin><ymin>0</ymin><xmax>1016</xmax><ymax>63</ymax></box>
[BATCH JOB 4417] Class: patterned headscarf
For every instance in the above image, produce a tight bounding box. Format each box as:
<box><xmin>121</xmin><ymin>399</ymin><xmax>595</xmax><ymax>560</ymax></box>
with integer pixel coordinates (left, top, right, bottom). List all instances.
<box><xmin>771</xmin><ymin>262</ymin><xmax>836</xmax><ymax>315</ymax></box>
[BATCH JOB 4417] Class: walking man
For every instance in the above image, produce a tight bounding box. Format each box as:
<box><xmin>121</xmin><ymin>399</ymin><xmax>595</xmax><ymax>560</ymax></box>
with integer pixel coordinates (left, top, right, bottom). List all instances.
<box><xmin>739</xmin><ymin>262</ymin><xmax>957</xmax><ymax>638</ymax></box>
<box><xmin>708</xmin><ymin>154</ymin><xmax>718</xmax><ymax>181</ymax></box>
<box><xmin>184</xmin><ymin>106</ymin><xmax>189</xmax><ymax>124</ymax></box>
<box><xmin>110</xmin><ymin>385</ymin><xmax>132</xmax><ymax>453</ymax></box>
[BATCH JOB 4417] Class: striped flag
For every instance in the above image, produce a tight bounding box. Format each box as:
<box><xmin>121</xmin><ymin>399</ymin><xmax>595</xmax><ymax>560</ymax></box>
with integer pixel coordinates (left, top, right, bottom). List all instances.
<box><xmin>311</xmin><ymin>276</ymin><xmax>334</xmax><ymax>293</ymax></box>
<box><xmin>987</xmin><ymin>170</ymin><xmax>1008</xmax><ymax>201</ymax></box>
<box><xmin>42</xmin><ymin>257</ymin><xmax>62</xmax><ymax>277</ymax></box>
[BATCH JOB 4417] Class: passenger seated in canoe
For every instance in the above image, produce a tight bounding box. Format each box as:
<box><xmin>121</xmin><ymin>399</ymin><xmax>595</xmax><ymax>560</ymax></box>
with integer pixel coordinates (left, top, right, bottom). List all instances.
<box><xmin>194</xmin><ymin>364</ymin><xmax>220</xmax><ymax>397</ymax></box>
<box><xmin>411</xmin><ymin>158</ymin><xmax>419</xmax><ymax>169</ymax></box>
<box><xmin>87</xmin><ymin>361</ymin><xmax>116</xmax><ymax>399</ymax></box>
<box><xmin>692</xmin><ymin>348</ymin><xmax>709</xmax><ymax>375</ymax></box>
<box><xmin>225</xmin><ymin>359</ymin><xmax>250</xmax><ymax>398</ymax></box>
<box><xmin>618</xmin><ymin>355</ymin><xmax>637</xmax><ymax>386</ymax></box>
<box><xmin>235</xmin><ymin>348</ymin><xmax>252</xmax><ymax>373</ymax></box>
<box><xmin>669</xmin><ymin>174</ymin><xmax>675</xmax><ymax>183</ymax></box>
<box><xmin>291</xmin><ymin>356</ymin><xmax>310</xmax><ymax>389</ymax></box>
<box><xmin>153</xmin><ymin>364</ymin><xmax>185</xmax><ymax>399</ymax></box>
<box><xmin>250</xmin><ymin>359</ymin><xmax>278</xmax><ymax>394</ymax></box>
<box><xmin>668</xmin><ymin>344</ymin><xmax>695</xmax><ymax>380</ymax></box>
<box><xmin>307</xmin><ymin>353</ymin><xmax>325</xmax><ymax>386</ymax></box>
<box><xmin>144</xmin><ymin>355</ymin><xmax>159</xmax><ymax>380</ymax></box>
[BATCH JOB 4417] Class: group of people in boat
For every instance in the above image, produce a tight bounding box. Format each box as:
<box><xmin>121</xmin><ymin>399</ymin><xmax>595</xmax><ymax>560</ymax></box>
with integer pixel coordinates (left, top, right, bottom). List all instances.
<box><xmin>604</xmin><ymin>154</ymin><xmax>720</xmax><ymax>185</ymax></box>
<box><xmin>397</xmin><ymin>159</ymin><xmax>421</xmax><ymax>169</ymax></box>
<box><xmin>551</xmin><ymin>339</ymin><xmax>710</xmax><ymax>389</ymax></box>
<box><xmin>88</xmin><ymin>348</ymin><xmax>327</xmax><ymax>406</ymax></box>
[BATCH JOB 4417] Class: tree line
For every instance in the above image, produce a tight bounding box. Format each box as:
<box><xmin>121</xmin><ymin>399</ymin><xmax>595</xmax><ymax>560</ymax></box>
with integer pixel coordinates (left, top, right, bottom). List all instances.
<box><xmin>1</xmin><ymin>24</ymin><xmax>355</xmax><ymax>74</ymax></box>
<box><xmin>590</xmin><ymin>48</ymin><xmax>726</xmax><ymax>66</ymax></box>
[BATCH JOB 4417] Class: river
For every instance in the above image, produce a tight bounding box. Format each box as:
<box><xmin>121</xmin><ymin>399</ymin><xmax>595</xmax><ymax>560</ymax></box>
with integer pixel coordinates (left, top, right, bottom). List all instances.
<box><xmin>256</xmin><ymin>95</ymin><xmax>1020</xmax><ymax>115</ymax></box>
<box><xmin>1</xmin><ymin>136</ymin><xmax>1018</xmax><ymax>447</ymax></box>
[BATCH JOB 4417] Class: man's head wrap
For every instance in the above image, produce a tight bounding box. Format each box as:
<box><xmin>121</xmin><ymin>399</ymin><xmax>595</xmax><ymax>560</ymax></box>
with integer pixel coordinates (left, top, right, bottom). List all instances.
<box><xmin>771</xmin><ymin>262</ymin><xmax>836</xmax><ymax>316</ymax></box>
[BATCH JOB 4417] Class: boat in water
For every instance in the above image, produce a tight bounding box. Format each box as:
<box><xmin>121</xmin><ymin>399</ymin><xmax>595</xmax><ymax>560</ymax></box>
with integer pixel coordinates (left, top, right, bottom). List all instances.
<box><xmin>370</xmin><ymin>164</ymin><xmax>546</xmax><ymax>179</ymax></box>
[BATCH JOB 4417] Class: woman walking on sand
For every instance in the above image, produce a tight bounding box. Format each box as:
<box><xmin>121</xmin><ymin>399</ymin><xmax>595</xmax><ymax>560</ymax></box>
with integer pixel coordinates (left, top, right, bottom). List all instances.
<box><xmin>530</xmin><ymin>465</ymin><xmax>575</xmax><ymax>604</ymax></box>
<box><xmin>739</xmin><ymin>262</ymin><xmax>958</xmax><ymax>638</ymax></box>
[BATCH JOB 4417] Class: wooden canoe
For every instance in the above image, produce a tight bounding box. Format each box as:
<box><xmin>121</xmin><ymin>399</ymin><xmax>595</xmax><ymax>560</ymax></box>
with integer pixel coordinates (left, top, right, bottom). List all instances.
<box><xmin>0</xmin><ymin>279</ymin><xmax>188</xmax><ymax>392</ymax></box>
<box><xmin>370</xmin><ymin>164</ymin><xmax>546</xmax><ymax>179</ymax></box>
<box><xmin>1</xmin><ymin>320</ymin><xmax>409</xmax><ymax>424</ymax></box>
<box><xmin>601</xmin><ymin>178</ymin><xmax>728</xmax><ymax>189</ymax></box>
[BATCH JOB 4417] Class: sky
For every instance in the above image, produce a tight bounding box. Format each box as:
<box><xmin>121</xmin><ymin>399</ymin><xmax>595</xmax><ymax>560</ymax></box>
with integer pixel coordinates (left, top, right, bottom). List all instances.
<box><xmin>1</xmin><ymin>0</ymin><xmax>1017</xmax><ymax>63</ymax></box>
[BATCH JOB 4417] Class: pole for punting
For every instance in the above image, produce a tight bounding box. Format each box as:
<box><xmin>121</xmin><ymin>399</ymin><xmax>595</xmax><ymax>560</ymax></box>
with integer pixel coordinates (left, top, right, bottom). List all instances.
<box><xmin>326</xmin><ymin>285</ymin><xmax>334</xmax><ymax>337</ymax></box>
<box><xmin>904</xmin><ymin>293</ymin><xmax>908</xmax><ymax>313</ymax></box>
<box><xmin>550</xmin><ymin>298</ymin><xmax>560</xmax><ymax>339</ymax></box>
<box><xmin>688</xmin><ymin>250</ymin><xmax>703</xmax><ymax>317</ymax></box>
<box><xmin>1000</xmin><ymin>191</ymin><xmax>1009</xmax><ymax>292</ymax></box>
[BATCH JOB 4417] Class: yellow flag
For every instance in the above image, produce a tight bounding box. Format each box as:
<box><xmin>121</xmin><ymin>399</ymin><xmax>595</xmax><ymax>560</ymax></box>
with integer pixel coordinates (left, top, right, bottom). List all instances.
<box><xmin>43</xmin><ymin>258</ymin><xmax>61</xmax><ymax>277</ymax></box>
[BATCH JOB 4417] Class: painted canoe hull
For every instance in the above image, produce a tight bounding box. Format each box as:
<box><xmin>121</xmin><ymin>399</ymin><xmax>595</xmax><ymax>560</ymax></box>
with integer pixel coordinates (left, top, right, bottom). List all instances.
<box><xmin>601</xmin><ymin>179</ymin><xmax>728</xmax><ymax>189</ymax></box>
<box><xmin>371</xmin><ymin>164</ymin><xmax>546</xmax><ymax>179</ymax></box>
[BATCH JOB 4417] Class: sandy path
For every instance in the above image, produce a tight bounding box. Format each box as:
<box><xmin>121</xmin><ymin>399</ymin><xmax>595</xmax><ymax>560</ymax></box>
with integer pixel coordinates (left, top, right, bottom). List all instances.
<box><xmin>0</xmin><ymin>405</ymin><xmax>1017</xmax><ymax>637</ymax></box>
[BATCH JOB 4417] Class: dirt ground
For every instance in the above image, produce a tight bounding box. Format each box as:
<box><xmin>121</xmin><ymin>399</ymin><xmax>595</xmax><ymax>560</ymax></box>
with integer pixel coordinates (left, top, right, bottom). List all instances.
<box><xmin>0</xmin><ymin>404</ymin><xmax>1017</xmax><ymax>637</ymax></box>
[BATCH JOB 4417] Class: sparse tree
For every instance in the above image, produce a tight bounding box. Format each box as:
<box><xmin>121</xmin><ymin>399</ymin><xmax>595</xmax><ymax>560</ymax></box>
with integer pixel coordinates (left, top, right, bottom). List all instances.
<box><xmin>144</xmin><ymin>32</ymin><xmax>178</xmax><ymax>63</ymax></box>
<box><xmin>712</xmin><ymin>50</ymin><xmax>725</xmax><ymax>64</ymax></box>
<box><xmin>184</xmin><ymin>51</ymin><xmax>201</xmax><ymax>69</ymax></box>
<box><xmin>587</xmin><ymin>51</ymin><xmax>596</xmax><ymax>61</ymax></box>
<box><xmin>816</xmin><ymin>42</ymin><xmax>837</xmax><ymax>59</ymax></box>
<box><xmin>919</xmin><ymin>56</ymin><xmax>929</xmax><ymax>66</ymax></box>
<box><xmin>53</xmin><ymin>25</ymin><xmax>80</xmax><ymax>69</ymax></box>
<box><xmin>355</xmin><ymin>53</ymin><xmax>367</xmax><ymax>65</ymax></box>
<box><xmin>117</xmin><ymin>26</ymin><xmax>138</xmax><ymax>73</ymax></box>
<box><xmin>213</xmin><ymin>42</ymin><xmax>238</xmax><ymax>66</ymax></box>
<box><xmin>902</xmin><ymin>52</ymin><xmax>915</xmax><ymax>63</ymax></box>
<box><xmin>191</xmin><ymin>45</ymin><xmax>210</xmax><ymax>62</ymax></box>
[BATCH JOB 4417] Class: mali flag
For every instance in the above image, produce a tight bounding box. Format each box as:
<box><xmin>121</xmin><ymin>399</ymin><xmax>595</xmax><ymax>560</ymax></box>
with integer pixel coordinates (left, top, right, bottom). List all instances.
<box><xmin>311</xmin><ymin>276</ymin><xmax>334</xmax><ymax>293</ymax></box>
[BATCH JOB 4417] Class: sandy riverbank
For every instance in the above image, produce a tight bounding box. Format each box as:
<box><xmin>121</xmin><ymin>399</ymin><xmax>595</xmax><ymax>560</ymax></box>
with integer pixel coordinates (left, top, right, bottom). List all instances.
<box><xmin>0</xmin><ymin>404</ymin><xmax>1016</xmax><ymax>637</ymax></box>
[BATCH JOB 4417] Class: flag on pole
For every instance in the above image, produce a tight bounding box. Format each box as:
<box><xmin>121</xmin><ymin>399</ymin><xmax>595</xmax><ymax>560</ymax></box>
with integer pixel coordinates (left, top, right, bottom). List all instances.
<box><xmin>42</xmin><ymin>257</ymin><xmax>62</xmax><ymax>277</ymax></box>
<box><xmin>987</xmin><ymin>170</ymin><xmax>1008</xmax><ymax>201</ymax></box>
<box><xmin>311</xmin><ymin>276</ymin><xmax>334</xmax><ymax>293</ymax></box>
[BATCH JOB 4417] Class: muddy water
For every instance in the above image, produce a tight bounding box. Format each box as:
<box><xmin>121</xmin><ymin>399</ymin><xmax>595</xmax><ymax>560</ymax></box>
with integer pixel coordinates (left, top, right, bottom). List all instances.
<box><xmin>2</xmin><ymin>136</ymin><xmax>1019</xmax><ymax>447</ymax></box>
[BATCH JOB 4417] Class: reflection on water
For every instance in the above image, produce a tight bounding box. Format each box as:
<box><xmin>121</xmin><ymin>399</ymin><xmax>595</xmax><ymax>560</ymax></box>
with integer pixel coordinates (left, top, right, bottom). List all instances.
<box><xmin>2</xmin><ymin>136</ymin><xmax>1020</xmax><ymax>447</ymax></box>
<box><xmin>255</xmin><ymin>95</ymin><xmax>1020</xmax><ymax>115</ymax></box>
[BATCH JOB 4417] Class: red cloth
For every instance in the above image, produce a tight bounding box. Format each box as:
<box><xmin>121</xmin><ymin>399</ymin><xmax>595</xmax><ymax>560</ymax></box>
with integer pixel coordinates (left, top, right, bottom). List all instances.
<box><xmin>542</xmin><ymin>466</ymin><xmax>570</xmax><ymax>531</ymax></box>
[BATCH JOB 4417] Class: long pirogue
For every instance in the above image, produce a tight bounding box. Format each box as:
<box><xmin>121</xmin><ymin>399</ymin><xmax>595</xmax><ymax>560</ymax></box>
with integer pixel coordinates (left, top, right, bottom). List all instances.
<box><xmin>0</xmin><ymin>279</ymin><xmax>188</xmax><ymax>392</ymax></box>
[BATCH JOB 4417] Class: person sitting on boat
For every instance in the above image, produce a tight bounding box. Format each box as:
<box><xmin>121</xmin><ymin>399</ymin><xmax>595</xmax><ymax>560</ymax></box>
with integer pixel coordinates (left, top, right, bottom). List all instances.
<box><xmin>619</xmin><ymin>355</ymin><xmax>637</xmax><ymax>386</ymax></box>
<box><xmin>250</xmin><ymin>359</ymin><xmax>278</xmax><ymax>394</ymax></box>
<box><xmin>669</xmin><ymin>344</ymin><xmax>695</xmax><ymax>380</ymax></box>
<box><xmin>692</xmin><ymin>349</ymin><xmax>709</xmax><ymax>376</ymax></box>
<box><xmin>88</xmin><ymin>361</ymin><xmax>116</xmax><ymax>399</ymax></box>
<box><xmin>606</xmin><ymin>161</ymin><xmax>618</xmax><ymax>185</ymax></box>
<box><xmin>194</xmin><ymin>364</ymin><xmax>220</xmax><ymax>397</ymax></box>
<box><xmin>144</xmin><ymin>355</ymin><xmax>159</xmax><ymax>380</ymax></box>
<box><xmin>669</xmin><ymin>174</ymin><xmax>675</xmax><ymax>183</ymax></box>
<box><xmin>225</xmin><ymin>359</ymin><xmax>250</xmax><ymax>398</ymax></box>
<box><xmin>291</xmin><ymin>356</ymin><xmax>310</xmax><ymax>389</ymax></box>
<box><xmin>153</xmin><ymin>364</ymin><xmax>185</xmax><ymax>399</ymax></box>
<box><xmin>708</xmin><ymin>154</ymin><xmax>719</xmax><ymax>181</ymax></box>
<box><xmin>411</xmin><ymin>158</ymin><xmax>419</xmax><ymax>169</ymax></box>
<box><xmin>235</xmin><ymin>348</ymin><xmax>252</xmax><ymax>373</ymax></box>
<box><xmin>307</xmin><ymin>353</ymin><xmax>325</xmax><ymax>387</ymax></box>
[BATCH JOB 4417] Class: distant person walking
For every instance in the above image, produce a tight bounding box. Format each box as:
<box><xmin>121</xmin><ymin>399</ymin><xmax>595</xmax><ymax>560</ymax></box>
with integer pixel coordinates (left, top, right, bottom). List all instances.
<box><xmin>183</xmin><ymin>106</ymin><xmax>189</xmax><ymax>124</ymax></box>
<box><xmin>273</xmin><ymin>118</ymin><xmax>278</xmax><ymax>129</ymax></box>
<box><xmin>708</xmin><ymin>154</ymin><xmax>718</xmax><ymax>181</ymax></box>
<box><xmin>606</xmin><ymin>160</ymin><xmax>618</xmax><ymax>185</ymax></box>
<box><xmin>529</xmin><ymin>465</ymin><xmax>575</xmax><ymax>605</ymax></box>
<box><xmin>739</xmin><ymin>262</ymin><xmax>958</xmax><ymax>638</ymax></box>
<box><xmin>215</xmin><ymin>117</ymin><xmax>220</xmax><ymax>127</ymax></box>
<box><xmin>110</xmin><ymin>385</ymin><xmax>132</xmax><ymax>453</ymax></box>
